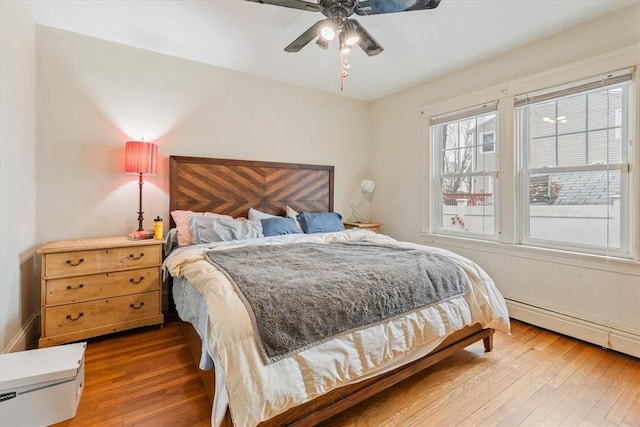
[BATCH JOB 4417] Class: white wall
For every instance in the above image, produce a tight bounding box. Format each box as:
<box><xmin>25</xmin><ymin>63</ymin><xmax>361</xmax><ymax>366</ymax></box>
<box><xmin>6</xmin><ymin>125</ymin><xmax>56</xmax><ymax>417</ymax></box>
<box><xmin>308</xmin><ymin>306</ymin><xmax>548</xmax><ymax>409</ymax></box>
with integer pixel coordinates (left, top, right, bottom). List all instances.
<box><xmin>370</xmin><ymin>4</ymin><xmax>640</xmax><ymax>356</ymax></box>
<box><xmin>35</xmin><ymin>25</ymin><xmax>371</xmax><ymax>245</ymax></box>
<box><xmin>0</xmin><ymin>1</ymin><xmax>38</xmax><ymax>352</ymax></box>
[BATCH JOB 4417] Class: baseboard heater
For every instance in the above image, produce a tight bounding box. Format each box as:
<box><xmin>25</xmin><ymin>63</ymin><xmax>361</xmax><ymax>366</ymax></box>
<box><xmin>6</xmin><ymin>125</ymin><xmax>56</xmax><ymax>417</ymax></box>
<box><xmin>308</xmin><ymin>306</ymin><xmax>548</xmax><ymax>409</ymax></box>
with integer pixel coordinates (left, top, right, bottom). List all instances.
<box><xmin>505</xmin><ymin>298</ymin><xmax>639</xmax><ymax>359</ymax></box>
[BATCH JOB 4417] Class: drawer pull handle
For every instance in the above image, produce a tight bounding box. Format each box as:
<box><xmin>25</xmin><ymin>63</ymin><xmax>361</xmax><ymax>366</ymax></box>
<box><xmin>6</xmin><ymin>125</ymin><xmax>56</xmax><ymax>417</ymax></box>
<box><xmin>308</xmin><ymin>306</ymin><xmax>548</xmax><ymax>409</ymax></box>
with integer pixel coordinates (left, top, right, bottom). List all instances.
<box><xmin>66</xmin><ymin>258</ymin><xmax>85</xmax><ymax>267</ymax></box>
<box><xmin>130</xmin><ymin>302</ymin><xmax>145</xmax><ymax>310</ymax></box>
<box><xmin>66</xmin><ymin>284</ymin><xmax>85</xmax><ymax>290</ymax></box>
<box><xmin>66</xmin><ymin>312</ymin><xmax>84</xmax><ymax>321</ymax></box>
<box><xmin>129</xmin><ymin>276</ymin><xmax>145</xmax><ymax>285</ymax></box>
<box><xmin>129</xmin><ymin>253</ymin><xmax>144</xmax><ymax>261</ymax></box>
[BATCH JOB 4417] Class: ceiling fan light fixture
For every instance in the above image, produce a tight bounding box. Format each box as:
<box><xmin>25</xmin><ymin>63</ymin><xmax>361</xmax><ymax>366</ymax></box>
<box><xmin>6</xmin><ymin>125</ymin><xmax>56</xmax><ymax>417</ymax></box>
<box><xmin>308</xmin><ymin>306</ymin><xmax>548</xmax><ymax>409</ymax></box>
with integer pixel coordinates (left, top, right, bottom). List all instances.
<box><xmin>345</xmin><ymin>34</ymin><xmax>359</xmax><ymax>46</ymax></box>
<box><xmin>315</xmin><ymin>36</ymin><xmax>329</xmax><ymax>50</ymax></box>
<box><xmin>339</xmin><ymin>31</ymin><xmax>351</xmax><ymax>53</ymax></box>
<box><xmin>342</xmin><ymin>20</ymin><xmax>360</xmax><ymax>46</ymax></box>
<box><xmin>320</xmin><ymin>26</ymin><xmax>335</xmax><ymax>40</ymax></box>
<box><xmin>319</xmin><ymin>18</ymin><xmax>337</xmax><ymax>40</ymax></box>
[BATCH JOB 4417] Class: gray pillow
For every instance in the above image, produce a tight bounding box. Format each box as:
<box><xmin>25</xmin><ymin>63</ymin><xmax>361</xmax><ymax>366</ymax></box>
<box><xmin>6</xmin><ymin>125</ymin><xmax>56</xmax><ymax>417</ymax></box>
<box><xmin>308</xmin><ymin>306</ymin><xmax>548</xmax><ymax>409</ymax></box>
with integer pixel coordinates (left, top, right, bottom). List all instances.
<box><xmin>189</xmin><ymin>216</ymin><xmax>262</xmax><ymax>244</ymax></box>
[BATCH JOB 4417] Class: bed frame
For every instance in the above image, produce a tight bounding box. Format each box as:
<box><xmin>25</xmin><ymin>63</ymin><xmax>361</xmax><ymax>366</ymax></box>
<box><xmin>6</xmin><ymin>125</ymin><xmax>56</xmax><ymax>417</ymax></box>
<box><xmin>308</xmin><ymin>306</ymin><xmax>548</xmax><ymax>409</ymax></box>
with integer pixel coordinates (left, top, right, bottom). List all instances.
<box><xmin>169</xmin><ymin>155</ymin><xmax>494</xmax><ymax>426</ymax></box>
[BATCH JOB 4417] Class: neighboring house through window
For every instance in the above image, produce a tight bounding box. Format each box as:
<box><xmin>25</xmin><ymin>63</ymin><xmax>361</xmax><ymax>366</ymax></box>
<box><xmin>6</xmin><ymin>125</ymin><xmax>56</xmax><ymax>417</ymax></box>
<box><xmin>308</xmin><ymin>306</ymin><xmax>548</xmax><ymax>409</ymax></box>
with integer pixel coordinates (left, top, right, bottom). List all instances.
<box><xmin>480</xmin><ymin>130</ymin><xmax>495</xmax><ymax>153</ymax></box>
<box><xmin>515</xmin><ymin>70</ymin><xmax>632</xmax><ymax>256</ymax></box>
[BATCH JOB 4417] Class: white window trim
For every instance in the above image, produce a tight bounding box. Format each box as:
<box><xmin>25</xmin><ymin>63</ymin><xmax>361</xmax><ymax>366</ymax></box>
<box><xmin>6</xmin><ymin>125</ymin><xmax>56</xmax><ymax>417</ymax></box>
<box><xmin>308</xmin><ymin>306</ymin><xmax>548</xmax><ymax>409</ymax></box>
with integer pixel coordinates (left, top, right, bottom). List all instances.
<box><xmin>419</xmin><ymin>231</ymin><xmax>640</xmax><ymax>276</ymax></box>
<box><xmin>421</xmin><ymin>45</ymin><xmax>640</xmax><ymax>263</ymax></box>
<box><xmin>516</xmin><ymin>73</ymin><xmax>634</xmax><ymax>258</ymax></box>
<box><xmin>428</xmin><ymin>103</ymin><xmax>500</xmax><ymax>241</ymax></box>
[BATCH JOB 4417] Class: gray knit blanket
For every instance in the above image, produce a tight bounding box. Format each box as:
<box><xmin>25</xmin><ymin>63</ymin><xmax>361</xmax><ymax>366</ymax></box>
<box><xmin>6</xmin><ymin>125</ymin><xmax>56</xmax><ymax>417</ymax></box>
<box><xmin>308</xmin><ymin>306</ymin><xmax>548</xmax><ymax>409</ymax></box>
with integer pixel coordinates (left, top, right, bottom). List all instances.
<box><xmin>204</xmin><ymin>241</ymin><xmax>468</xmax><ymax>364</ymax></box>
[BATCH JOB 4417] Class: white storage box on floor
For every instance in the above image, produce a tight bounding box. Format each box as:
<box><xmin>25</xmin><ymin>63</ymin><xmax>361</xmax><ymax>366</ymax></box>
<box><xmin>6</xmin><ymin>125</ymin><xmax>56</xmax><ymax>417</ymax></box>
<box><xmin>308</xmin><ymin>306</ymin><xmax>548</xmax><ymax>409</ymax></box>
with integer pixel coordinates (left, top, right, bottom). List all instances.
<box><xmin>0</xmin><ymin>342</ymin><xmax>86</xmax><ymax>426</ymax></box>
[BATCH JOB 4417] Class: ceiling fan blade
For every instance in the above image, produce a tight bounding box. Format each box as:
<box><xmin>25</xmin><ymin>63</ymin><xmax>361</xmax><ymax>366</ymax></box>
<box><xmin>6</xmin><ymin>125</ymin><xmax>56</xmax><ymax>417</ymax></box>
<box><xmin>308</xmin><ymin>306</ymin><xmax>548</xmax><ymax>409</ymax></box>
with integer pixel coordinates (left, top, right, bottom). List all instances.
<box><xmin>350</xmin><ymin>19</ymin><xmax>383</xmax><ymax>56</ymax></box>
<box><xmin>354</xmin><ymin>0</ymin><xmax>441</xmax><ymax>16</ymax></box>
<box><xmin>284</xmin><ymin>19</ymin><xmax>326</xmax><ymax>52</ymax></box>
<box><xmin>245</xmin><ymin>0</ymin><xmax>322</xmax><ymax>13</ymax></box>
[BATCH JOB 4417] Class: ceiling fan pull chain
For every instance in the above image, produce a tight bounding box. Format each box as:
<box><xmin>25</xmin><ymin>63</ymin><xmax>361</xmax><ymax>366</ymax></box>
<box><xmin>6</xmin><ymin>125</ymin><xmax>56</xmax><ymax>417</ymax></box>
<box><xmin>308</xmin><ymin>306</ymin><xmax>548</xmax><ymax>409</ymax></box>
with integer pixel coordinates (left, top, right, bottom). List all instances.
<box><xmin>340</xmin><ymin>50</ymin><xmax>345</xmax><ymax>91</ymax></box>
<box><xmin>340</xmin><ymin>53</ymin><xmax>351</xmax><ymax>92</ymax></box>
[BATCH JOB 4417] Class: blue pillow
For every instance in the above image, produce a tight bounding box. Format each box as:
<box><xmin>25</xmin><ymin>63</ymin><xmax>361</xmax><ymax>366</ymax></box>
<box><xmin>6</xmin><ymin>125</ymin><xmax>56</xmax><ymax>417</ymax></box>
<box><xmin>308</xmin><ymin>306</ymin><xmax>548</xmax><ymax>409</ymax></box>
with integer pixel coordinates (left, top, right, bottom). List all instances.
<box><xmin>261</xmin><ymin>217</ymin><xmax>301</xmax><ymax>237</ymax></box>
<box><xmin>297</xmin><ymin>212</ymin><xmax>345</xmax><ymax>234</ymax></box>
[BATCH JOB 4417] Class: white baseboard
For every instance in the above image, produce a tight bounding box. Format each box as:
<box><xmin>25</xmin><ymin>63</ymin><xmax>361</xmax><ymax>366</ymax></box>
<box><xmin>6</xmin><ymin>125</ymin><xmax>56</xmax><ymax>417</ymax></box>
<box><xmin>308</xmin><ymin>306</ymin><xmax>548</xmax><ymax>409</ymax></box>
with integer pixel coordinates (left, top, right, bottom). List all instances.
<box><xmin>2</xmin><ymin>313</ymin><xmax>39</xmax><ymax>353</ymax></box>
<box><xmin>506</xmin><ymin>299</ymin><xmax>640</xmax><ymax>359</ymax></box>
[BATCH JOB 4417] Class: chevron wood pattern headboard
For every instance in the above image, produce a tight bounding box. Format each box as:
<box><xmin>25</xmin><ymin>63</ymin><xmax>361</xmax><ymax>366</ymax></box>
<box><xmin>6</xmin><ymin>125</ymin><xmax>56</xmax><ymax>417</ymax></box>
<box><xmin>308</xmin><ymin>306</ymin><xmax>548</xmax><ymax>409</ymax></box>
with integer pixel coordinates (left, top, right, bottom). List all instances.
<box><xmin>169</xmin><ymin>156</ymin><xmax>334</xmax><ymax>227</ymax></box>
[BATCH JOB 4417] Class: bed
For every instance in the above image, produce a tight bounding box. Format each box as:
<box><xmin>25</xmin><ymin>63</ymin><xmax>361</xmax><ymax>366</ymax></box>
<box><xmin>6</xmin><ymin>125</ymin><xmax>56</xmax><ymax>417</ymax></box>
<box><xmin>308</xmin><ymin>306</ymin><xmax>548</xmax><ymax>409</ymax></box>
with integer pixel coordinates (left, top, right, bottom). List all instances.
<box><xmin>165</xmin><ymin>155</ymin><xmax>510</xmax><ymax>427</ymax></box>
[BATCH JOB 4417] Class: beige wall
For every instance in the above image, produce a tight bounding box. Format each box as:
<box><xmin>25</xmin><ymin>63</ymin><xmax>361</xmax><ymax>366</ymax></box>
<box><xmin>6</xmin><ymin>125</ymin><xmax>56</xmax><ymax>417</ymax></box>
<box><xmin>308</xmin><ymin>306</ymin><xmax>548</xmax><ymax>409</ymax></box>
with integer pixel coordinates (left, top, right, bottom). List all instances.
<box><xmin>1</xmin><ymin>2</ymin><xmax>38</xmax><ymax>352</ymax></box>
<box><xmin>0</xmin><ymin>26</ymin><xmax>371</xmax><ymax>350</ymax></box>
<box><xmin>3</xmin><ymin>3</ymin><xmax>639</xmax><ymax>355</ymax></box>
<box><xmin>370</xmin><ymin>4</ymin><xmax>640</xmax><ymax>356</ymax></box>
<box><xmin>35</xmin><ymin>26</ymin><xmax>371</xmax><ymax>246</ymax></box>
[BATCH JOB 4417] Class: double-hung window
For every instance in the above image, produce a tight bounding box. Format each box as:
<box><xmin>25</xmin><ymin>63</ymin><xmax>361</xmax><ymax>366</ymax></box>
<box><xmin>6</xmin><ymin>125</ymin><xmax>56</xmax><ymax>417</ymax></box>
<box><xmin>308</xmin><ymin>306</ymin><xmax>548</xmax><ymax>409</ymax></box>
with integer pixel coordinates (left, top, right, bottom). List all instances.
<box><xmin>515</xmin><ymin>70</ymin><xmax>634</xmax><ymax>256</ymax></box>
<box><xmin>429</xmin><ymin>102</ymin><xmax>499</xmax><ymax>239</ymax></box>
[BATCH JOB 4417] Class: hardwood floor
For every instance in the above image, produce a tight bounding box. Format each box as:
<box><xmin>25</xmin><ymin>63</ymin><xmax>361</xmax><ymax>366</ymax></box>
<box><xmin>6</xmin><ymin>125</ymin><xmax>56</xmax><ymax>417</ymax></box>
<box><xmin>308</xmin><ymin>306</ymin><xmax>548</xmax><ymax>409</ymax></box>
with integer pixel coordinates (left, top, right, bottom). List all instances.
<box><xmin>54</xmin><ymin>323</ymin><xmax>210</xmax><ymax>427</ymax></box>
<box><xmin>55</xmin><ymin>320</ymin><xmax>639</xmax><ymax>427</ymax></box>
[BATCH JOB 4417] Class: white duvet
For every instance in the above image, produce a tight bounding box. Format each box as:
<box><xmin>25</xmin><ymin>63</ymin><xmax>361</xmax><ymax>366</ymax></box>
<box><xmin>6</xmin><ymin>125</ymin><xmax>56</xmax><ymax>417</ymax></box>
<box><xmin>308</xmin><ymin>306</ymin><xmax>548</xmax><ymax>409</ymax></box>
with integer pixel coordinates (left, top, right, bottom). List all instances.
<box><xmin>164</xmin><ymin>229</ymin><xmax>510</xmax><ymax>427</ymax></box>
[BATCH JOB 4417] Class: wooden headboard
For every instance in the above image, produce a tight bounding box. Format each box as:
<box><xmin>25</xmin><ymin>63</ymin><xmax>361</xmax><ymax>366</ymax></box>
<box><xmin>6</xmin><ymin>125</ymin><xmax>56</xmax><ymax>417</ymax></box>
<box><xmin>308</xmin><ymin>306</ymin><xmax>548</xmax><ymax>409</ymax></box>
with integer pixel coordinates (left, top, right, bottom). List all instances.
<box><xmin>169</xmin><ymin>156</ymin><xmax>334</xmax><ymax>227</ymax></box>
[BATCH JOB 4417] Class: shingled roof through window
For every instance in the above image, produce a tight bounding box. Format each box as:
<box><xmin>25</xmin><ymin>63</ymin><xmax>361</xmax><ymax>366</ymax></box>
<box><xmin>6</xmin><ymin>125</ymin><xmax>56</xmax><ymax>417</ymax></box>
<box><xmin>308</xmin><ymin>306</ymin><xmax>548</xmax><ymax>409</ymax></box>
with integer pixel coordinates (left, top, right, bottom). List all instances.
<box><xmin>530</xmin><ymin>170</ymin><xmax>620</xmax><ymax>205</ymax></box>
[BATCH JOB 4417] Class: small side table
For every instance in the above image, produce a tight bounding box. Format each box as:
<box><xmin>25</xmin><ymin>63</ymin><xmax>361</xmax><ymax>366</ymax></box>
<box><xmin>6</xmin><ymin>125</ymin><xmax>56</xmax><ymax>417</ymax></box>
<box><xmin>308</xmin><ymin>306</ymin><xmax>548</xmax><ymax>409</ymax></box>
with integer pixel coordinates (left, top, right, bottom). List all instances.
<box><xmin>343</xmin><ymin>222</ymin><xmax>383</xmax><ymax>234</ymax></box>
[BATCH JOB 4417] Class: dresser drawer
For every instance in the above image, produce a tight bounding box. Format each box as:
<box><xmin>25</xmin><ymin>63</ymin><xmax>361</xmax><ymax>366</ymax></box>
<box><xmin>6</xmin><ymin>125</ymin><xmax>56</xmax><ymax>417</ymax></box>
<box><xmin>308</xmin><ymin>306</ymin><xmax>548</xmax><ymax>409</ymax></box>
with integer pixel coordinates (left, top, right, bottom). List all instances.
<box><xmin>44</xmin><ymin>245</ymin><xmax>162</xmax><ymax>278</ymax></box>
<box><xmin>44</xmin><ymin>291</ymin><xmax>161</xmax><ymax>337</ymax></box>
<box><xmin>45</xmin><ymin>267</ymin><xmax>160</xmax><ymax>305</ymax></box>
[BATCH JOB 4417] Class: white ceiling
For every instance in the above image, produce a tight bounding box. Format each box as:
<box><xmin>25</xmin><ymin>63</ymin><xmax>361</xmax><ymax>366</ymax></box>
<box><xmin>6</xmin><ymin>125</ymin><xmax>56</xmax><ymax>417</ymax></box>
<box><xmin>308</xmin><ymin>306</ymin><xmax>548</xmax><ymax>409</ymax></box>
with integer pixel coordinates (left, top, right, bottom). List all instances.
<box><xmin>26</xmin><ymin>0</ymin><xmax>637</xmax><ymax>101</ymax></box>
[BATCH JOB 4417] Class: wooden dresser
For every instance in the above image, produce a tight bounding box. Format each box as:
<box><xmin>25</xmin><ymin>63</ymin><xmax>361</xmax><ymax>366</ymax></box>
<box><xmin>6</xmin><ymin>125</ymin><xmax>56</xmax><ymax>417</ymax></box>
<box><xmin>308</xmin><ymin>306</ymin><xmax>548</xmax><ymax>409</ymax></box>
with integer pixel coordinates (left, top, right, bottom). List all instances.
<box><xmin>37</xmin><ymin>236</ymin><xmax>164</xmax><ymax>347</ymax></box>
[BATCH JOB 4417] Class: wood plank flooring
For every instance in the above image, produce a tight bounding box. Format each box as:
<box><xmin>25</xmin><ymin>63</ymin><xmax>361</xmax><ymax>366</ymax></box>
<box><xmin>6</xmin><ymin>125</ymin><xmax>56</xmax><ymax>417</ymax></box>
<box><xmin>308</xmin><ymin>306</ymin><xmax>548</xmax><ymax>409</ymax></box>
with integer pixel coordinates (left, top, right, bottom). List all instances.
<box><xmin>55</xmin><ymin>320</ymin><xmax>639</xmax><ymax>427</ymax></box>
<box><xmin>54</xmin><ymin>323</ymin><xmax>210</xmax><ymax>427</ymax></box>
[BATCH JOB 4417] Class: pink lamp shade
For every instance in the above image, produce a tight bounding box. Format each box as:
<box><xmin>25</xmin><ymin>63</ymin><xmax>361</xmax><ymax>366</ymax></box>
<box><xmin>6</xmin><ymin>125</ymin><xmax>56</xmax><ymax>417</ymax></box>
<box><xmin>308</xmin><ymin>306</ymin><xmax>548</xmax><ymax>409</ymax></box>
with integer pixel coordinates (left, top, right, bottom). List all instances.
<box><xmin>124</xmin><ymin>141</ymin><xmax>158</xmax><ymax>175</ymax></box>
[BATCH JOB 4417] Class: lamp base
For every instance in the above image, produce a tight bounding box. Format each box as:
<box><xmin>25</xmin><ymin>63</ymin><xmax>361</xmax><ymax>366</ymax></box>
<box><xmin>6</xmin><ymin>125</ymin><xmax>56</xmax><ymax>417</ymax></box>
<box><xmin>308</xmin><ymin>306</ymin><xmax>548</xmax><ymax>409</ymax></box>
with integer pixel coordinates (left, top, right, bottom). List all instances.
<box><xmin>136</xmin><ymin>173</ymin><xmax>145</xmax><ymax>231</ymax></box>
<box><xmin>350</xmin><ymin>206</ymin><xmax>368</xmax><ymax>223</ymax></box>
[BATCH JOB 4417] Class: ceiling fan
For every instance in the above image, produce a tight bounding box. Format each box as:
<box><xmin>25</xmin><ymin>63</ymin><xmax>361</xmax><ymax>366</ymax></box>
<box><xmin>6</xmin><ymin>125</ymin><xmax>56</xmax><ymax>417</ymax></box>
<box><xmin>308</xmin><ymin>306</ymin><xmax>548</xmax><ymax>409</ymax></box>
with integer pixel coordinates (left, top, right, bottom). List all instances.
<box><xmin>246</xmin><ymin>0</ymin><xmax>442</xmax><ymax>56</ymax></box>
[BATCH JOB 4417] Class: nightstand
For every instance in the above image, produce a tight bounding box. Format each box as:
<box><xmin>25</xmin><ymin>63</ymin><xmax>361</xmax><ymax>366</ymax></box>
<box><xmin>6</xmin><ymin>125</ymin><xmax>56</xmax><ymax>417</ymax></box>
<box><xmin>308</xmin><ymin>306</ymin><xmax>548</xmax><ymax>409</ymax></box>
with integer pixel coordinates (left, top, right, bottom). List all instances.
<box><xmin>343</xmin><ymin>222</ymin><xmax>383</xmax><ymax>234</ymax></box>
<box><xmin>37</xmin><ymin>236</ymin><xmax>164</xmax><ymax>347</ymax></box>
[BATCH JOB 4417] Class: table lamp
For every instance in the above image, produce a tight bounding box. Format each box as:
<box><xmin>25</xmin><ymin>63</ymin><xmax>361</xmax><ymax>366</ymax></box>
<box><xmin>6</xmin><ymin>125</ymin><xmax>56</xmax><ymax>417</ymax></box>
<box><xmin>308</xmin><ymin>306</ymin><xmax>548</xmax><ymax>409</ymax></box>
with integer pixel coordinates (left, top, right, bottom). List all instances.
<box><xmin>124</xmin><ymin>140</ymin><xmax>158</xmax><ymax>232</ymax></box>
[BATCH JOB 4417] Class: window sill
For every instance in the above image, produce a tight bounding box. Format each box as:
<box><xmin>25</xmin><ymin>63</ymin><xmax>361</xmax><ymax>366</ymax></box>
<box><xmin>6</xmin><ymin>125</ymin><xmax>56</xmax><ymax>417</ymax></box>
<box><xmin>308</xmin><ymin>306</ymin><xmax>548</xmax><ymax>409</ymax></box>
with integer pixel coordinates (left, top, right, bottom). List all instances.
<box><xmin>419</xmin><ymin>232</ymin><xmax>640</xmax><ymax>276</ymax></box>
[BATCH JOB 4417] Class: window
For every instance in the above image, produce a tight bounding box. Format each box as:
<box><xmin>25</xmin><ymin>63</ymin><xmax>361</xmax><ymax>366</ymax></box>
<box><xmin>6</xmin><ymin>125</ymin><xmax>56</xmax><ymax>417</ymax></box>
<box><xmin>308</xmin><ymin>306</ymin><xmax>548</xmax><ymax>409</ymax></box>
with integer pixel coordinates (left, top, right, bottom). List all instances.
<box><xmin>429</xmin><ymin>102</ymin><xmax>498</xmax><ymax>238</ymax></box>
<box><xmin>515</xmin><ymin>70</ymin><xmax>633</xmax><ymax>256</ymax></box>
<box><xmin>480</xmin><ymin>131</ymin><xmax>495</xmax><ymax>153</ymax></box>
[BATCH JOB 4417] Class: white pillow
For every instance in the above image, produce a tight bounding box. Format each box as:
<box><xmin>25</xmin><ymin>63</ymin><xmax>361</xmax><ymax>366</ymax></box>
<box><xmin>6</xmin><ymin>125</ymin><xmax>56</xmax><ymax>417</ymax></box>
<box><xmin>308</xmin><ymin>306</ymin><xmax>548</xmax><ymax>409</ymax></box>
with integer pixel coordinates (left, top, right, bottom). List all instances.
<box><xmin>248</xmin><ymin>208</ymin><xmax>279</xmax><ymax>225</ymax></box>
<box><xmin>285</xmin><ymin>206</ymin><xmax>304</xmax><ymax>232</ymax></box>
